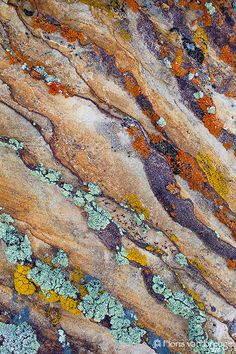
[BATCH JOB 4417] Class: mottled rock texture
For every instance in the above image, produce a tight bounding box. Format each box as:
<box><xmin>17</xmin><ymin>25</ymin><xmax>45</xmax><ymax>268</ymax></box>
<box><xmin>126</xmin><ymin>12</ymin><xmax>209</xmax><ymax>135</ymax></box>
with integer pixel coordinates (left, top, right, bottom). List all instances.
<box><xmin>0</xmin><ymin>0</ymin><xmax>236</xmax><ymax>353</ymax></box>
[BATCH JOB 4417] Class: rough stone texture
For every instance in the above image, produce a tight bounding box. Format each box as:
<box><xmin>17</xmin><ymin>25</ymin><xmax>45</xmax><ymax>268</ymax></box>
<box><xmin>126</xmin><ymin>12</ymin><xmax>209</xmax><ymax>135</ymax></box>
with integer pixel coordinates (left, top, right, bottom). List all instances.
<box><xmin>0</xmin><ymin>0</ymin><xmax>235</xmax><ymax>353</ymax></box>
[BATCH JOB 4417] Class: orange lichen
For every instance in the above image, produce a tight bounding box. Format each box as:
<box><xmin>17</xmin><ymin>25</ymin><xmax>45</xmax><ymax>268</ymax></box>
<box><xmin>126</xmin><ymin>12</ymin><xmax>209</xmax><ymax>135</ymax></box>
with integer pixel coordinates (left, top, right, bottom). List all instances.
<box><xmin>220</xmin><ymin>45</ymin><xmax>236</xmax><ymax>71</ymax></box>
<box><xmin>127</xmin><ymin>247</ymin><xmax>147</xmax><ymax>266</ymax></box>
<box><xmin>226</xmin><ymin>259</ymin><xmax>236</xmax><ymax>270</ymax></box>
<box><xmin>14</xmin><ymin>265</ymin><xmax>36</xmax><ymax>296</ymax></box>
<box><xmin>127</xmin><ymin>126</ymin><xmax>150</xmax><ymax>159</ymax></box>
<box><xmin>123</xmin><ymin>0</ymin><xmax>139</xmax><ymax>12</ymax></box>
<box><xmin>172</xmin><ymin>49</ymin><xmax>188</xmax><ymax>77</ymax></box>
<box><xmin>124</xmin><ymin>76</ymin><xmax>141</xmax><ymax>97</ymax></box>
<box><xmin>203</xmin><ymin>113</ymin><xmax>224</xmax><ymax>138</ymax></box>
<box><xmin>223</xmin><ymin>142</ymin><xmax>233</xmax><ymax>150</ymax></box>
<box><xmin>126</xmin><ymin>193</ymin><xmax>150</xmax><ymax>219</ymax></box>
<box><xmin>33</xmin><ymin>16</ymin><xmax>57</xmax><ymax>33</ymax></box>
<box><xmin>60</xmin><ymin>25</ymin><xmax>85</xmax><ymax>42</ymax></box>
<box><xmin>197</xmin><ymin>96</ymin><xmax>213</xmax><ymax>113</ymax></box>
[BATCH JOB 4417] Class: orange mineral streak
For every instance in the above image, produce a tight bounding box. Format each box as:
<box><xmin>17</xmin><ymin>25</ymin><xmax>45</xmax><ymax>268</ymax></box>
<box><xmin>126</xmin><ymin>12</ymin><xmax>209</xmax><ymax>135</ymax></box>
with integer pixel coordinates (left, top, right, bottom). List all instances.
<box><xmin>226</xmin><ymin>259</ymin><xmax>236</xmax><ymax>270</ymax></box>
<box><xmin>127</xmin><ymin>126</ymin><xmax>150</xmax><ymax>159</ymax></box>
<box><xmin>123</xmin><ymin>0</ymin><xmax>139</xmax><ymax>12</ymax></box>
<box><xmin>203</xmin><ymin>114</ymin><xmax>224</xmax><ymax>138</ymax></box>
<box><xmin>220</xmin><ymin>45</ymin><xmax>236</xmax><ymax>71</ymax></box>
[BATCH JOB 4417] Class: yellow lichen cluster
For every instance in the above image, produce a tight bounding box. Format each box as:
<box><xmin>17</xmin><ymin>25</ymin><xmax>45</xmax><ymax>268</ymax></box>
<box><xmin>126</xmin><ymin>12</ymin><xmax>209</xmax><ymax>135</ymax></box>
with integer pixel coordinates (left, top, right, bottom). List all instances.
<box><xmin>60</xmin><ymin>296</ymin><xmax>80</xmax><ymax>315</ymax></box>
<box><xmin>197</xmin><ymin>153</ymin><xmax>229</xmax><ymax>199</ymax></box>
<box><xmin>176</xmin><ymin>273</ymin><xmax>205</xmax><ymax>310</ymax></box>
<box><xmin>194</xmin><ymin>28</ymin><xmax>208</xmax><ymax>55</ymax></box>
<box><xmin>39</xmin><ymin>290</ymin><xmax>80</xmax><ymax>316</ymax></box>
<box><xmin>127</xmin><ymin>247</ymin><xmax>147</xmax><ymax>266</ymax></box>
<box><xmin>126</xmin><ymin>193</ymin><xmax>150</xmax><ymax>220</ymax></box>
<box><xmin>145</xmin><ymin>245</ymin><xmax>163</xmax><ymax>254</ymax></box>
<box><xmin>14</xmin><ymin>264</ymin><xmax>36</xmax><ymax>295</ymax></box>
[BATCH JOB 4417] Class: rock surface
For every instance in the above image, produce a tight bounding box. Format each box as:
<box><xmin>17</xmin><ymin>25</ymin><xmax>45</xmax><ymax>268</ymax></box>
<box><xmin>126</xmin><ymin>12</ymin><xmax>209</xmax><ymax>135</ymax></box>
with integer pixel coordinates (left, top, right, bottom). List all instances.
<box><xmin>0</xmin><ymin>0</ymin><xmax>235</xmax><ymax>353</ymax></box>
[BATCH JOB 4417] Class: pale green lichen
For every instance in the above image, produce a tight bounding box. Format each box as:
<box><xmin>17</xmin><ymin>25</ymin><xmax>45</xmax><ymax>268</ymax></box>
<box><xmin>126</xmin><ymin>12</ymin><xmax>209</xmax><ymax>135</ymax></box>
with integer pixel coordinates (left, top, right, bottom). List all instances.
<box><xmin>133</xmin><ymin>213</ymin><xmax>150</xmax><ymax>233</ymax></box>
<box><xmin>174</xmin><ymin>253</ymin><xmax>188</xmax><ymax>267</ymax></box>
<box><xmin>0</xmin><ymin>213</ymin><xmax>32</xmax><ymax>264</ymax></box>
<box><xmin>193</xmin><ymin>91</ymin><xmax>204</xmax><ymax>99</ymax></box>
<box><xmin>28</xmin><ymin>260</ymin><xmax>78</xmax><ymax>299</ymax></box>
<box><xmin>205</xmin><ymin>2</ymin><xmax>216</xmax><ymax>15</ymax></box>
<box><xmin>60</xmin><ymin>183</ymin><xmax>74</xmax><ymax>198</ymax></box>
<box><xmin>52</xmin><ymin>249</ymin><xmax>69</xmax><ymax>268</ymax></box>
<box><xmin>32</xmin><ymin>164</ymin><xmax>61</xmax><ymax>184</ymax></box>
<box><xmin>207</xmin><ymin>106</ymin><xmax>216</xmax><ymax>114</ymax></box>
<box><xmin>0</xmin><ymin>321</ymin><xmax>40</xmax><ymax>354</ymax></box>
<box><xmin>58</xmin><ymin>329</ymin><xmax>71</xmax><ymax>353</ymax></box>
<box><xmin>84</xmin><ymin>202</ymin><xmax>112</xmax><ymax>231</ymax></box>
<box><xmin>0</xmin><ymin>138</ymin><xmax>24</xmax><ymax>154</ymax></box>
<box><xmin>152</xmin><ymin>276</ymin><xmax>224</xmax><ymax>353</ymax></box>
<box><xmin>116</xmin><ymin>246</ymin><xmax>129</xmax><ymax>265</ymax></box>
<box><xmin>156</xmin><ymin>117</ymin><xmax>166</xmax><ymax>128</ymax></box>
<box><xmin>78</xmin><ymin>279</ymin><xmax>146</xmax><ymax>344</ymax></box>
<box><xmin>87</xmin><ymin>182</ymin><xmax>102</xmax><ymax>196</ymax></box>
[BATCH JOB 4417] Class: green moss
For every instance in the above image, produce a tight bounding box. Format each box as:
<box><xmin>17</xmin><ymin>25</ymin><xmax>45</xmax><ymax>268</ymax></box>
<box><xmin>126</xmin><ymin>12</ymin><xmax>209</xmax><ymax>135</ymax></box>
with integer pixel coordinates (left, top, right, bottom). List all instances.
<box><xmin>0</xmin><ymin>321</ymin><xmax>40</xmax><ymax>354</ymax></box>
<box><xmin>0</xmin><ymin>212</ymin><xmax>32</xmax><ymax>264</ymax></box>
<box><xmin>174</xmin><ymin>253</ymin><xmax>188</xmax><ymax>267</ymax></box>
<box><xmin>52</xmin><ymin>249</ymin><xmax>69</xmax><ymax>268</ymax></box>
<box><xmin>28</xmin><ymin>260</ymin><xmax>78</xmax><ymax>299</ymax></box>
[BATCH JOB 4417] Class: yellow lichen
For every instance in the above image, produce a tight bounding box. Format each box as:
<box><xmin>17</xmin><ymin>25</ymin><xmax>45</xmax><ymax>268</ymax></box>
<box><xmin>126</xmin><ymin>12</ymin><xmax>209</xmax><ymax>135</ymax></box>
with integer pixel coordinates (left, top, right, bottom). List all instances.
<box><xmin>127</xmin><ymin>247</ymin><xmax>147</xmax><ymax>266</ymax></box>
<box><xmin>170</xmin><ymin>234</ymin><xmax>178</xmax><ymax>243</ymax></box>
<box><xmin>59</xmin><ymin>296</ymin><xmax>80</xmax><ymax>315</ymax></box>
<box><xmin>14</xmin><ymin>264</ymin><xmax>36</xmax><ymax>296</ymax></box>
<box><xmin>70</xmin><ymin>268</ymin><xmax>84</xmax><ymax>283</ymax></box>
<box><xmin>78</xmin><ymin>285</ymin><xmax>88</xmax><ymax>298</ymax></box>
<box><xmin>197</xmin><ymin>153</ymin><xmax>229</xmax><ymax>198</ymax></box>
<box><xmin>176</xmin><ymin>273</ymin><xmax>205</xmax><ymax>310</ymax></box>
<box><xmin>194</xmin><ymin>28</ymin><xmax>208</xmax><ymax>54</ymax></box>
<box><xmin>189</xmin><ymin>259</ymin><xmax>208</xmax><ymax>276</ymax></box>
<box><xmin>145</xmin><ymin>245</ymin><xmax>163</xmax><ymax>254</ymax></box>
<box><xmin>126</xmin><ymin>193</ymin><xmax>150</xmax><ymax>220</ymax></box>
<box><xmin>39</xmin><ymin>290</ymin><xmax>60</xmax><ymax>303</ymax></box>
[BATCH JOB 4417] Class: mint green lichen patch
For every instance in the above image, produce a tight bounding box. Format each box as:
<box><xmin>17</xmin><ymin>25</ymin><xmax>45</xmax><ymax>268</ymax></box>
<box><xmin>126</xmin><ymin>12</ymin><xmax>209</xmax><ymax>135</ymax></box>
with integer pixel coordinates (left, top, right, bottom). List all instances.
<box><xmin>116</xmin><ymin>246</ymin><xmax>129</xmax><ymax>265</ymax></box>
<box><xmin>205</xmin><ymin>2</ymin><xmax>216</xmax><ymax>15</ymax></box>
<box><xmin>0</xmin><ymin>321</ymin><xmax>40</xmax><ymax>354</ymax></box>
<box><xmin>87</xmin><ymin>182</ymin><xmax>102</xmax><ymax>196</ymax></box>
<box><xmin>0</xmin><ymin>138</ymin><xmax>24</xmax><ymax>154</ymax></box>
<box><xmin>52</xmin><ymin>249</ymin><xmax>69</xmax><ymax>268</ymax></box>
<box><xmin>60</xmin><ymin>183</ymin><xmax>74</xmax><ymax>198</ymax></box>
<box><xmin>0</xmin><ymin>212</ymin><xmax>32</xmax><ymax>264</ymax></box>
<box><xmin>32</xmin><ymin>164</ymin><xmax>61</xmax><ymax>184</ymax></box>
<box><xmin>78</xmin><ymin>279</ymin><xmax>146</xmax><ymax>344</ymax></box>
<box><xmin>152</xmin><ymin>276</ymin><xmax>224</xmax><ymax>353</ymax></box>
<box><xmin>28</xmin><ymin>260</ymin><xmax>78</xmax><ymax>299</ymax></box>
<box><xmin>174</xmin><ymin>253</ymin><xmax>188</xmax><ymax>267</ymax></box>
<box><xmin>133</xmin><ymin>213</ymin><xmax>150</xmax><ymax>233</ymax></box>
<box><xmin>193</xmin><ymin>91</ymin><xmax>204</xmax><ymax>99</ymax></box>
<box><xmin>84</xmin><ymin>203</ymin><xmax>112</xmax><ymax>231</ymax></box>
